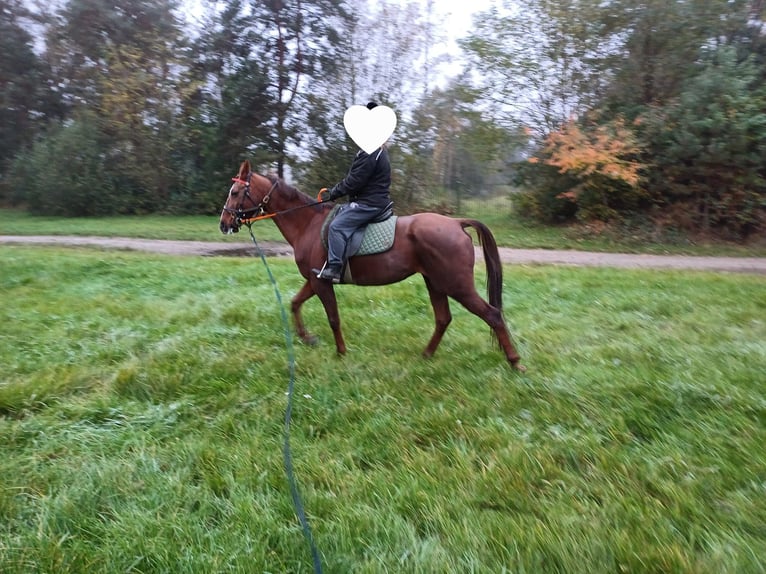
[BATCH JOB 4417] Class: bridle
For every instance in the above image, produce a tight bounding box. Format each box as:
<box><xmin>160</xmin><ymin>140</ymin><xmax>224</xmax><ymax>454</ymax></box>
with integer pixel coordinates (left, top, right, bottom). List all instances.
<box><xmin>222</xmin><ymin>172</ymin><xmax>279</xmax><ymax>227</ymax></box>
<box><xmin>222</xmin><ymin>172</ymin><xmax>325</xmax><ymax>228</ymax></box>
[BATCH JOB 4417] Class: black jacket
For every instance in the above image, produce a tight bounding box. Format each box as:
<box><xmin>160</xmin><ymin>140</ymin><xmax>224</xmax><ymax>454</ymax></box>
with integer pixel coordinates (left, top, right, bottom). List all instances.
<box><xmin>329</xmin><ymin>147</ymin><xmax>391</xmax><ymax>209</ymax></box>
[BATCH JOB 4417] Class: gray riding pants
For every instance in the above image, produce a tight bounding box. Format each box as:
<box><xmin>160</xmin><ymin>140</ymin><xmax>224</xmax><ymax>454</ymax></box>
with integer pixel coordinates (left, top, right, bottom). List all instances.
<box><xmin>327</xmin><ymin>202</ymin><xmax>384</xmax><ymax>268</ymax></box>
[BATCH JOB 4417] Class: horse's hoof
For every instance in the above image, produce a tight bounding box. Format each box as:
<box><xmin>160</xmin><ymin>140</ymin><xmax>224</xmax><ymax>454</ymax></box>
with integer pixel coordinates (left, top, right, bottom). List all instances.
<box><xmin>302</xmin><ymin>335</ymin><xmax>318</xmax><ymax>346</ymax></box>
<box><xmin>513</xmin><ymin>363</ymin><xmax>527</xmax><ymax>373</ymax></box>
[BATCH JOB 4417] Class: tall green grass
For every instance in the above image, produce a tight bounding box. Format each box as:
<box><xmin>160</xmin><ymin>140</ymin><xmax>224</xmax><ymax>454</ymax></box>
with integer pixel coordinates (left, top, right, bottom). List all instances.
<box><xmin>1</xmin><ymin>245</ymin><xmax>764</xmax><ymax>572</ymax></box>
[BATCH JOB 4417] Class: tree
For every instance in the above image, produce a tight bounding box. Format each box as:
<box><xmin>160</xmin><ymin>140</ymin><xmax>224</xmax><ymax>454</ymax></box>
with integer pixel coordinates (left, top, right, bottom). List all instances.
<box><xmin>0</xmin><ymin>0</ymin><xmax>61</xmax><ymax>183</ymax></box>
<box><xmin>241</xmin><ymin>0</ymin><xmax>350</xmax><ymax>178</ymax></box>
<box><xmin>641</xmin><ymin>46</ymin><xmax>766</xmax><ymax>237</ymax></box>
<box><xmin>461</xmin><ymin>0</ymin><xmax>620</xmax><ymax>138</ymax></box>
<box><xmin>179</xmin><ymin>1</ymin><xmax>276</xmax><ymax>211</ymax></box>
<box><xmin>604</xmin><ymin>0</ymin><xmax>755</xmax><ymax>115</ymax></box>
<box><xmin>46</xmin><ymin>0</ymin><xmax>186</xmax><ymax>107</ymax></box>
<box><xmin>32</xmin><ymin>0</ymin><xmax>194</xmax><ymax>212</ymax></box>
<box><xmin>7</xmin><ymin>111</ymin><xmax>120</xmax><ymax>216</ymax></box>
<box><xmin>343</xmin><ymin>0</ymin><xmax>443</xmax><ymax>109</ymax></box>
<box><xmin>296</xmin><ymin>0</ymin><xmax>443</xmax><ymax>199</ymax></box>
<box><xmin>384</xmin><ymin>76</ymin><xmax>526</xmax><ymax>213</ymax></box>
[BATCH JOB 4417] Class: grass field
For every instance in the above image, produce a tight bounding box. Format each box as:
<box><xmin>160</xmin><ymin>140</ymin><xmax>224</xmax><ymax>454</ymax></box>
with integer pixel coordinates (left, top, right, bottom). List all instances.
<box><xmin>1</xmin><ymin>244</ymin><xmax>764</xmax><ymax>573</ymax></box>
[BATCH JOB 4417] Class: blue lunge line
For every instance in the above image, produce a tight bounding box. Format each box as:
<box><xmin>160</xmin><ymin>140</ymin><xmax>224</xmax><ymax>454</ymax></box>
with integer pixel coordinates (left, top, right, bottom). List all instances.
<box><xmin>247</xmin><ymin>225</ymin><xmax>323</xmax><ymax>574</ymax></box>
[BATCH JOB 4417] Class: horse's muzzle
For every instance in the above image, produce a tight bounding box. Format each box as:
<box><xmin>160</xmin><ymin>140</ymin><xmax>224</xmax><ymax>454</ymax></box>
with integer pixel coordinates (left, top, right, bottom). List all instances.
<box><xmin>220</xmin><ymin>221</ymin><xmax>239</xmax><ymax>234</ymax></box>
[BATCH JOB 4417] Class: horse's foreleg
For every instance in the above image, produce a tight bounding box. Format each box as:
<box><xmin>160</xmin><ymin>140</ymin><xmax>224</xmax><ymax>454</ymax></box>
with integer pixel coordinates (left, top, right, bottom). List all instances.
<box><xmin>291</xmin><ymin>281</ymin><xmax>318</xmax><ymax>346</ymax></box>
<box><xmin>423</xmin><ymin>277</ymin><xmax>452</xmax><ymax>358</ymax></box>
<box><xmin>312</xmin><ymin>282</ymin><xmax>347</xmax><ymax>355</ymax></box>
<box><xmin>453</xmin><ymin>291</ymin><xmax>525</xmax><ymax>372</ymax></box>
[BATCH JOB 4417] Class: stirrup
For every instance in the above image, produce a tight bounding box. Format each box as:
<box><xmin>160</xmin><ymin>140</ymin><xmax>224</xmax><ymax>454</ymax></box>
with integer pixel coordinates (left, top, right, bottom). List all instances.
<box><xmin>313</xmin><ymin>261</ymin><xmax>341</xmax><ymax>283</ymax></box>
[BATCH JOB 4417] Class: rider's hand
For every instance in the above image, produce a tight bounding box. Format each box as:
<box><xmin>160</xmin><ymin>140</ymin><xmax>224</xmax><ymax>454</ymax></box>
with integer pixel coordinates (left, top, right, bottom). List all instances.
<box><xmin>317</xmin><ymin>188</ymin><xmax>331</xmax><ymax>202</ymax></box>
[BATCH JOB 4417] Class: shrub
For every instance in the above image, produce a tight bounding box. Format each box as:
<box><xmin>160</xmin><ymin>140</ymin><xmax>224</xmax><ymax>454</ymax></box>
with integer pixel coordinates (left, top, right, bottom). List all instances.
<box><xmin>8</xmin><ymin>112</ymin><xmax>125</xmax><ymax>216</ymax></box>
<box><xmin>515</xmin><ymin>114</ymin><xmax>650</xmax><ymax>224</ymax></box>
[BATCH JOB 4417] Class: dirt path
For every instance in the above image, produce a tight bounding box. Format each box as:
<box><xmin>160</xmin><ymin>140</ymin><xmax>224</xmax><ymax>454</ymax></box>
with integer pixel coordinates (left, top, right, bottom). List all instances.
<box><xmin>2</xmin><ymin>235</ymin><xmax>765</xmax><ymax>274</ymax></box>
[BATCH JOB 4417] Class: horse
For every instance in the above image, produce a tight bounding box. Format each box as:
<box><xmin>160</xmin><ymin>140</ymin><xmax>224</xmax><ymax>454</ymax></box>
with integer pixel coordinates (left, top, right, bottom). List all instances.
<box><xmin>220</xmin><ymin>160</ymin><xmax>525</xmax><ymax>371</ymax></box>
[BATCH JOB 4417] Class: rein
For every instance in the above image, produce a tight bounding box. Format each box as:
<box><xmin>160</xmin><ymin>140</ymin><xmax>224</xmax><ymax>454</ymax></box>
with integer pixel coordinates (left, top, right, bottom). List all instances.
<box><xmin>225</xmin><ymin>174</ymin><xmax>324</xmax><ymax>571</ymax></box>
<box><xmin>239</xmin><ymin>200</ymin><xmax>323</xmax><ymax>225</ymax></box>
<box><xmin>243</xmin><ymin>222</ymin><xmax>324</xmax><ymax>574</ymax></box>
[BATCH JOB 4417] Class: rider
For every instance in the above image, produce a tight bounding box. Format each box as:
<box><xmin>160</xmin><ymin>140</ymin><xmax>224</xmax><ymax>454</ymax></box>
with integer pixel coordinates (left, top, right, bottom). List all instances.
<box><xmin>313</xmin><ymin>101</ymin><xmax>393</xmax><ymax>283</ymax></box>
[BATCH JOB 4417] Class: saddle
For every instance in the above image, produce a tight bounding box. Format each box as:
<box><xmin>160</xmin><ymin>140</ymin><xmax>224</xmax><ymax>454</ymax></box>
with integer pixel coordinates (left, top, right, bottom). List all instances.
<box><xmin>320</xmin><ymin>202</ymin><xmax>397</xmax><ymax>257</ymax></box>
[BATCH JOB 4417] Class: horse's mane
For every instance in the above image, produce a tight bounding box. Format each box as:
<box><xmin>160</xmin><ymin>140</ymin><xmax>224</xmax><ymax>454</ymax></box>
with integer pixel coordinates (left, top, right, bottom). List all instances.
<box><xmin>265</xmin><ymin>173</ymin><xmax>328</xmax><ymax>212</ymax></box>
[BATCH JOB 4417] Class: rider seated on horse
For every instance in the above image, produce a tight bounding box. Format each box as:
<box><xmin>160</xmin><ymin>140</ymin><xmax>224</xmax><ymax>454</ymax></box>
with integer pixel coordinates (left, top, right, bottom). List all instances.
<box><xmin>313</xmin><ymin>101</ymin><xmax>393</xmax><ymax>283</ymax></box>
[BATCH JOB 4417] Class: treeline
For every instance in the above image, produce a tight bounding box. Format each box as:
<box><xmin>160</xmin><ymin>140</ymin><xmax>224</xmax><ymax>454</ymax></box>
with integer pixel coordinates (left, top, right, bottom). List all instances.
<box><xmin>464</xmin><ymin>0</ymin><xmax>766</xmax><ymax>239</ymax></box>
<box><xmin>1</xmin><ymin>0</ymin><xmax>765</xmax><ymax>239</ymax></box>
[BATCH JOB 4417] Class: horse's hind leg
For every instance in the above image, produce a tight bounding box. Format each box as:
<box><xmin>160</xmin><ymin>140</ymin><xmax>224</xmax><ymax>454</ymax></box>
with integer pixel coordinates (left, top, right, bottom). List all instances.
<box><xmin>453</xmin><ymin>290</ymin><xmax>525</xmax><ymax>371</ymax></box>
<box><xmin>291</xmin><ymin>281</ymin><xmax>318</xmax><ymax>345</ymax></box>
<box><xmin>423</xmin><ymin>277</ymin><xmax>452</xmax><ymax>358</ymax></box>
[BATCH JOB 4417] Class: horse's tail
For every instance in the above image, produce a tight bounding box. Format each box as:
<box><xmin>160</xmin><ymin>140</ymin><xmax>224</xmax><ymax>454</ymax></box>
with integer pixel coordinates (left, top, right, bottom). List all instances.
<box><xmin>459</xmin><ymin>219</ymin><xmax>504</xmax><ymax>314</ymax></box>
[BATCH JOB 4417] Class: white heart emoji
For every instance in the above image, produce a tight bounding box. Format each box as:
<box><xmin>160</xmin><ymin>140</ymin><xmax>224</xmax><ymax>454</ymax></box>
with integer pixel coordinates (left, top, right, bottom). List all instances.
<box><xmin>343</xmin><ymin>105</ymin><xmax>397</xmax><ymax>154</ymax></box>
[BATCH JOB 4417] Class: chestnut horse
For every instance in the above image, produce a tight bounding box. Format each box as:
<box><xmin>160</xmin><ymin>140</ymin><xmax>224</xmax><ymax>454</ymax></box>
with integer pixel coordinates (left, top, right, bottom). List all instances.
<box><xmin>220</xmin><ymin>160</ymin><xmax>524</xmax><ymax>371</ymax></box>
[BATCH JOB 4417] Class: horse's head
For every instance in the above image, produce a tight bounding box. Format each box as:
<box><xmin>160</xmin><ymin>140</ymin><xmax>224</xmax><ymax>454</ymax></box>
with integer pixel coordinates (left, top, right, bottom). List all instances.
<box><xmin>219</xmin><ymin>161</ymin><xmax>276</xmax><ymax>234</ymax></box>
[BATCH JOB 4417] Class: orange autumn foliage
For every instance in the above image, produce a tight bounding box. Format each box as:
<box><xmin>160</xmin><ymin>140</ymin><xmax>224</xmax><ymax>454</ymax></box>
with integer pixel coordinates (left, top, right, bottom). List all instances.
<box><xmin>539</xmin><ymin>117</ymin><xmax>644</xmax><ymax>189</ymax></box>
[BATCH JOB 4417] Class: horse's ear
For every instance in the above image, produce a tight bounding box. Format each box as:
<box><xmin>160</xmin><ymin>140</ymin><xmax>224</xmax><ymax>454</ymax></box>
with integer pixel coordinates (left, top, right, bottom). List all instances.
<box><xmin>239</xmin><ymin>160</ymin><xmax>251</xmax><ymax>178</ymax></box>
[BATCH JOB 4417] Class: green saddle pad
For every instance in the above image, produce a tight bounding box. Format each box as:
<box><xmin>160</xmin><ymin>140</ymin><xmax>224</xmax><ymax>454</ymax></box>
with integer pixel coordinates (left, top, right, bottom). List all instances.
<box><xmin>321</xmin><ymin>205</ymin><xmax>397</xmax><ymax>256</ymax></box>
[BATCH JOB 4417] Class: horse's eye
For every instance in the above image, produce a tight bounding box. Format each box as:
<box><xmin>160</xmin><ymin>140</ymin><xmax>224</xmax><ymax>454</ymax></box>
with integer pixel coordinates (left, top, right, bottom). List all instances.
<box><xmin>231</xmin><ymin>190</ymin><xmax>239</xmax><ymax>197</ymax></box>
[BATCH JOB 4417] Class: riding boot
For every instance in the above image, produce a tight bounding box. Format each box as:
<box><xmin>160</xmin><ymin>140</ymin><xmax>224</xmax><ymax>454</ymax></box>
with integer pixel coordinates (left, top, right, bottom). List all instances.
<box><xmin>313</xmin><ymin>264</ymin><xmax>342</xmax><ymax>283</ymax></box>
